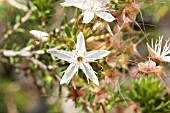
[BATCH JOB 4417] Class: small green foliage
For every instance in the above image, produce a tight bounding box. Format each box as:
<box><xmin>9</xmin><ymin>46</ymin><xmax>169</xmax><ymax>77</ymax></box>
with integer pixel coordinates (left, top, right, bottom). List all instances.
<box><xmin>61</xmin><ymin>13</ymin><xmax>68</xmax><ymax>26</ymax></box>
<box><xmin>127</xmin><ymin>75</ymin><xmax>170</xmax><ymax>112</ymax></box>
<box><xmin>33</xmin><ymin>0</ymin><xmax>55</xmax><ymax>27</ymax></box>
<box><xmin>64</xmin><ymin>26</ymin><xmax>71</xmax><ymax>38</ymax></box>
<box><xmin>33</xmin><ymin>0</ymin><xmax>54</xmax><ymax>13</ymax></box>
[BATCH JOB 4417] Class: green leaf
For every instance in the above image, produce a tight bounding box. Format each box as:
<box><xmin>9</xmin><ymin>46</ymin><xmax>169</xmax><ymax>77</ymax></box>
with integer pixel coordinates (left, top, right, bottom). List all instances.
<box><xmin>64</xmin><ymin>26</ymin><xmax>71</xmax><ymax>38</ymax></box>
<box><xmin>15</xmin><ymin>28</ymin><xmax>25</xmax><ymax>33</ymax></box>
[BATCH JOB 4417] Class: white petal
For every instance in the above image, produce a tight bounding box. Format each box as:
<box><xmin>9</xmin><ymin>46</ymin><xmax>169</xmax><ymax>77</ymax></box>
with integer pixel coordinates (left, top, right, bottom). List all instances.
<box><xmin>8</xmin><ymin>0</ymin><xmax>28</xmax><ymax>11</ymax></box>
<box><xmin>146</xmin><ymin>60</ymin><xmax>156</xmax><ymax>69</ymax></box>
<box><xmin>29</xmin><ymin>30</ymin><xmax>49</xmax><ymax>42</ymax></box>
<box><xmin>20</xmin><ymin>45</ymin><xmax>33</xmax><ymax>51</ymax></box>
<box><xmin>93</xmin><ymin>0</ymin><xmax>111</xmax><ymax>10</ymax></box>
<box><xmin>76</xmin><ymin>32</ymin><xmax>86</xmax><ymax>56</ymax></box>
<box><xmin>83</xmin><ymin>10</ymin><xmax>94</xmax><ymax>23</ymax></box>
<box><xmin>84</xmin><ymin>50</ymin><xmax>110</xmax><ymax>62</ymax></box>
<box><xmin>80</xmin><ymin>62</ymin><xmax>99</xmax><ymax>86</ymax></box>
<box><xmin>60</xmin><ymin>63</ymin><xmax>79</xmax><ymax>84</ymax></box>
<box><xmin>61</xmin><ymin>0</ymin><xmax>88</xmax><ymax>10</ymax></box>
<box><xmin>146</xmin><ymin>43</ymin><xmax>158</xmax><ymax>58</ymax></box>
<box><xmin>105</xmin><ymin>22</ymin><xmax>114</xmax><ymax>36</ymax></box>
<box><xmin>95</xmin><ymin>11</ymin><xmax>115</xmax><ymax>22</ymax></box>
<box><xmin>47</xmin><ymin>49</ymin><xmax>75</xmax><ymax>63</ymax></box>
<box><xmin>162</xmin><ymin>56</ymin><xmax>170</xmax><ymax>62</ymax></box>
<box><xmin>60</xmin><ymin>2</ymin><xmax>72</xmax><ymax>7</ymax></box>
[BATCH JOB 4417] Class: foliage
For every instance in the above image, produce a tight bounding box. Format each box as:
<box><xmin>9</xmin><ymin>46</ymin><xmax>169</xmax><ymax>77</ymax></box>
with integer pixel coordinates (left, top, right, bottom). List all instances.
<box><xmin>127</xmin><ymin>75</ymin><xmax>170</xmax><ymax>113</ymax></box>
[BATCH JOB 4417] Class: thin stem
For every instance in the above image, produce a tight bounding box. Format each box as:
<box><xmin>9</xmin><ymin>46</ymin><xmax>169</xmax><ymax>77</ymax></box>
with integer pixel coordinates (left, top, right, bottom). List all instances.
<box><xmin>1</xmin><ymin>10</ymin><xmax>32</xmax><ymax>41</ymax></box>
<box><xmin>101</xmin><ymin>103</ymin><xmax>107</xmax><ymax>113</ymax></box>
<box><xmin>72</xmin><ymin>76</ymin><xmax>77</xmax><ymax>89</ymax></box>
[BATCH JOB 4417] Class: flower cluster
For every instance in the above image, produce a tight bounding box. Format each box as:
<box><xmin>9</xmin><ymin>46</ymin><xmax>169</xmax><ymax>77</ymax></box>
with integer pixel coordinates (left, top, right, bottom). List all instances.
<box><xmin>28</xmin><ymin>0</ymin><xmax>116</xmax><ymax>86</ymax></box>
<box><xmin>136</xmin><ymin>36</ymin><xmax>170</xmax><ymax>77</ymax></box>
<box><xmin>2</xmin><ymin>0</ymin><xmax>170</xmax><ymax>112</ymax></box>
<box><xmin>16</xmin><ymin>0</ymin><xmax>169</xmax><ymax>89</ymax></box>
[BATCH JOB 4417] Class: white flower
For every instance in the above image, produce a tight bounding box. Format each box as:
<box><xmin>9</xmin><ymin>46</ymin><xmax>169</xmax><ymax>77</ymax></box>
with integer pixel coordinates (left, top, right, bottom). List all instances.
<box><xmin>61</xmin><ymin>0</ymin><xmax>115</xmax><ymax>23</ymax></box>
<box><xmin>29</xmin><ymin>30</ymin><xmax>49</xmax><ymax>42</ymax></box>
<box><xmin>147</xmin><ymin>36</ymin><xmax>170</xmax><ymax>62</ymax></box>
<box><xmin>47</xmin><ymin>32</ymin><xmax>110</xmax><ymax>86</ymax></box>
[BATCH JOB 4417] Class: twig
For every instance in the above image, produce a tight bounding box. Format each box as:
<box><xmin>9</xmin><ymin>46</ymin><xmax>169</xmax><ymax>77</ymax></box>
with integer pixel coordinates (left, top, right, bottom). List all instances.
<box><xmin>6</xmin><ymin>95</ymin><xmax>19</xmax><ymax>113</ymax></box>
<box><xmin>101</xmin><ymin>103</ymin><xmax>107</xmax><ymax>113</ymax></box>
<box><xmin>71</xmin><ymin>76</ymin><xmax>77</xmax><ymax>89</ymax></box>
<box><xmin>1</xmin><ymin>44</ymin><xmax>66</xmax><ymax>57</ymax></box>
<box><xmin>28</xmin><ymin>57</ymin><xmax>47</xmax><ymax>70</ymax></box>
<box><xmin>30</xmin><ymin>71</ymin><xmax>47</xmax><ymax>95</ymax></box>
<box><xmin>86</xmin><ymin>33</ymin><xmax>110</xmax><ymax>43</ymax></box>
<box><xmin>1</xmin><ymin>10</ymin><xmax>32</xmax><ymax>41</ymax></box>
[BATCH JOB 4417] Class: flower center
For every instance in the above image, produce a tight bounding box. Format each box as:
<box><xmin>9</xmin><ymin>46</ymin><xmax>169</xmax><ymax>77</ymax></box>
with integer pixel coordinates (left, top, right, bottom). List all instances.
<box><xmin>77</xmin><ymin>56</ymin><xmax>83</xmax><ymax>62</ymax></box>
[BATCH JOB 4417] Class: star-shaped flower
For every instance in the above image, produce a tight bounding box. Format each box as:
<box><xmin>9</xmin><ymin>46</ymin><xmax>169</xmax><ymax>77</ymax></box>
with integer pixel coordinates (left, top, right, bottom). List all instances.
<box><xmin>147</xmin><ymin>36</ymin><xmax>170</xmax><ymax>63</ymax></box>
<box><xmin>47</xmin><ymin>32</ymin><xmax>110</xmax><ymax>86</ymax></box>
<box><xmin>61</xmin><ymin>0</ymin><xmax>115</xmax><ymax>23</ymax></box>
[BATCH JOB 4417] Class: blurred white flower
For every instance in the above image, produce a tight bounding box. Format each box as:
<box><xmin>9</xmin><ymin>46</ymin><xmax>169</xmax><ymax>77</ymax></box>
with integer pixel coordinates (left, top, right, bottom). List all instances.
<box><xmin>3</xmin><ymin>50</ymin><xmax>19</xmax><ymax>56</ymax></box>
<box><xmin>47</xmin><ymin>32</ymin><xmax>110</xmax><ymax>86</ymax></box>
<box><xmin>61</xmin><ymin>0</ymin><xmax>115</xmax><ymax>23</ymax></box>
<box><xmin>147</xmin><ymin>36</ymin><xmax>170</xmax><ymax>63</ymax></box>
<box><xmin>29</xmin><ymin>30</ymin><xmax>49</xmax><ymax>42</ymax></box>
<box><xmin>7</xmin><ymin>0</ymin><xmax>28</xmax><ymax>12</ymax></box>
<box><xmin>3</xmin><ymin>45</ymin><xmax>33</xmax><ymax>57</ymax></box>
